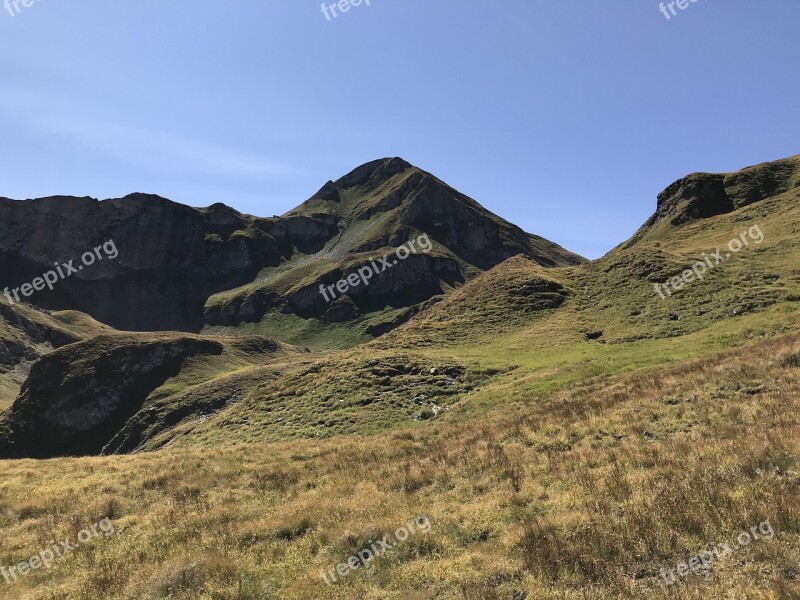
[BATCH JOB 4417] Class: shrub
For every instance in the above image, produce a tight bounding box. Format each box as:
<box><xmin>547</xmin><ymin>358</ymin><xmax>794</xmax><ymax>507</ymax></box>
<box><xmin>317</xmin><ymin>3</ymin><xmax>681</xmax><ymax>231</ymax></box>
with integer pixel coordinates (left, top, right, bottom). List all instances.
<box><xmin>780</xmin><ymin>353</ymin><xmax>800</xmax><ymax>368</ymax></box>
<box><xmin>274</xmin><ymin>517</ymin><xmax>314</xmax><ymax>541</ymax></box>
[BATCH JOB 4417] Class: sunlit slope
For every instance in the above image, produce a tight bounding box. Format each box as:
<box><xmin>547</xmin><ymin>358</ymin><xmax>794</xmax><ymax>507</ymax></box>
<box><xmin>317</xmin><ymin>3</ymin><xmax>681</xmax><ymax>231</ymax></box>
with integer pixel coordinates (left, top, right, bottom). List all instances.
<box><xmin>379</xmin><ymin>155</ymin><xmax>800</xmax><ymax>351</ymax></box>
<box><xmin>0</xmin><ymin>329</ymin><xmax>796</xmax><ymax>599</ymax></box>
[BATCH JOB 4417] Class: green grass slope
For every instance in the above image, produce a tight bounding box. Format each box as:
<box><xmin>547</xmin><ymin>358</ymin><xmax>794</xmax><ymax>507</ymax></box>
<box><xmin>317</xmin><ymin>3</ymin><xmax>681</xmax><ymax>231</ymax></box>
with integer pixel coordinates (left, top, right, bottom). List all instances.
<box><xmin>0</xmin><ymin>328</ymin><xmax>797</xmax><ymax>599</ymax></box>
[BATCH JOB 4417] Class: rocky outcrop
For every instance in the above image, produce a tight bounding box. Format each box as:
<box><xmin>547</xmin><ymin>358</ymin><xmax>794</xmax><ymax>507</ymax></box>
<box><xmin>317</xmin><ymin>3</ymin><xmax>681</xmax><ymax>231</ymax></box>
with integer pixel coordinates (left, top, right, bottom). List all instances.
<box><xmin>204</xmin><ymin>254</ymin><xmax>464</xmax><ymax>326</ymax></box>
<box><xmin>0</xmin><ymin>334</ymin><xmax>224</xmax><ymax>458</ymax></box>
<box><xmin>291</xmin><ymin>253</ymin><xmax>464</xmax><ymax>322</ymax></box>
<box><xmin>652</xmin><ymin>173</ymin><xmax>734</xmax><ymax>226</ymax></box>
<box><xmin>642</xmin><ymin>155</ymin><xmax>800</xmax><ymax>229</ymax></box>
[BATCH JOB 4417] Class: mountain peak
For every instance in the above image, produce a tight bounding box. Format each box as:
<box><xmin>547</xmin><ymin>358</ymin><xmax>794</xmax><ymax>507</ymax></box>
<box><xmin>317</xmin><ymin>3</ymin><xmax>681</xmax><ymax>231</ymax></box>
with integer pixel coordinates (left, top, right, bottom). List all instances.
<box><xmin>306</xmin><ymin>158</ymin><xmax>414</xmax><ymax>203</ymax></box>
<box><xmin>333</xmin><ymin>157</ymin><xmax>414</xmax><ymax>189</ymax></box>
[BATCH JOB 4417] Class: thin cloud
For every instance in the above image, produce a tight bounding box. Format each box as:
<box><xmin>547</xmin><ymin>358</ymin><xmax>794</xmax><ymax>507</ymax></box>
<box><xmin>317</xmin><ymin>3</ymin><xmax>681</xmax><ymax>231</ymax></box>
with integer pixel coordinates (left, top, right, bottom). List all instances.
<box><xmin>35</xmin><ymin>118</ymin><xmax>292</xmax><ymax>178</ymax></box>
<box><xmin>0</xmin><ymin>87</ymin><xmax>292</xmax><ymax>179</ymax></box>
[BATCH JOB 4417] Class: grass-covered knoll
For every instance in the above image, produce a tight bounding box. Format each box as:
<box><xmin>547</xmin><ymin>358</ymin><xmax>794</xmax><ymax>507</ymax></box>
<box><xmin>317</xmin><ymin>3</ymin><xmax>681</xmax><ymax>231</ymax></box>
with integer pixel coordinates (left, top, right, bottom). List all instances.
<box><xmin>0</xmin><ymin>302</ymin><xmax>112</xmax><ymax>409</ymax></box>
<box><xmin>371</xmin><ymin>255</ymin><xmax>573</xmax><ymax>347</ymax></box>
<box><xmin>0</xmin><ymin>332</ymin><xmax>308</xmax><ymax>457</ymax></box>
<box><xmin>0</xmin><ymin>329</ymin><xmax>797</xmax><ymax>599</ymax></box>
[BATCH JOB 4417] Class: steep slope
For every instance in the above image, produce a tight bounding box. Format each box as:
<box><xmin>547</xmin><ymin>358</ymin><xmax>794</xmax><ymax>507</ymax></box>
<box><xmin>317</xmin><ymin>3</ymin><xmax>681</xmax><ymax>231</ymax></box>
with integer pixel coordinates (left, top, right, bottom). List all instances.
<box><xmin>0</xmin><ymin>194</ymin><xmax>338</xmax><ymax>331</ymax></box>
<box><xmin>0</xmin><ymin>332</ymin><xmax>306</xmax><ymax>458</ymax></box>
<box><xmin>286</xmin><ymin>157</ymin><xmax>582</xmax><ymax>268</ymax></box>
<box><xmin>202</xmin><ymin>158</ymin><xmax>583</xmax><ymax>345</ymax></box>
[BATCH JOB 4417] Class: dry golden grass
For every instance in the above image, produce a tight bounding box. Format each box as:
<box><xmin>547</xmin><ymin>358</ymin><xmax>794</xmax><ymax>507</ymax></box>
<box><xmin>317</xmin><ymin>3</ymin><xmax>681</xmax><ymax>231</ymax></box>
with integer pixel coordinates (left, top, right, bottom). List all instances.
<box><xmin>0</xmin><ymin>332</ymin><xmax>798</xmax><ymax>599</ymax></box>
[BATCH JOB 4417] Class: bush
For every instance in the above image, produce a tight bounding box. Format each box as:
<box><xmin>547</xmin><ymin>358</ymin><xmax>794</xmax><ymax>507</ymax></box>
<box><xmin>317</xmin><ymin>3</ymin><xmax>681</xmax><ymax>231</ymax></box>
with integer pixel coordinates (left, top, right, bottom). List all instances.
<box><xmin>780</xmin><ymin>353</ymin><xmax>800</xmax><ymax>368</ymax></box>
<box><xmin>274</xmin><ymin>517</ymin><xmax>314</xmax><ymax>541</ymax></box>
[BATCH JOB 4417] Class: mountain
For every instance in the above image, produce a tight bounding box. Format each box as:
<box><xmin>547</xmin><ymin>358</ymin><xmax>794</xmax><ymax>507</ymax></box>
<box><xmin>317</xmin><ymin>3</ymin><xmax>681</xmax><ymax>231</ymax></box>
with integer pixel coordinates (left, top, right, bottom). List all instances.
<box><xmin>0</xmin><ymin>157</ymin><xmax>582</xmax><ymax>456</ymax></box>
<box><xmin>200</xmin><ymin>157</ymin><xmax>583</xmax><ymax>343</ymax></box>
<box><xmin>1</xmin><ymin>153</ymin><xmax>799</xmax><ymax>599</ymax></box>
<box><xmin>0</xmin><ymin>158</ymin><xmax>582</xmax><ymax>341</ymax></box>
<box><xmin>1</xmin><ymin>153</ymin><xmax>797</xmax><ymax>459</ymax></box>
<box><xmin>0</xmin><ymin>193</ymin><xmax>339</xmax><ymax>331</ymax></box>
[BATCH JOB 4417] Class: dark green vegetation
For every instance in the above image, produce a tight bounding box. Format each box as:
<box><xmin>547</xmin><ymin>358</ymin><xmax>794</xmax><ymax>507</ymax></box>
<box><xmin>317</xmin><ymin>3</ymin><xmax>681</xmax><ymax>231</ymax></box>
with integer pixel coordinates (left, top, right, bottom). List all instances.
<box><xmin>0</xmin><ymin>154</ymin><xmax>798</xmax><ymax>598</ymax></box>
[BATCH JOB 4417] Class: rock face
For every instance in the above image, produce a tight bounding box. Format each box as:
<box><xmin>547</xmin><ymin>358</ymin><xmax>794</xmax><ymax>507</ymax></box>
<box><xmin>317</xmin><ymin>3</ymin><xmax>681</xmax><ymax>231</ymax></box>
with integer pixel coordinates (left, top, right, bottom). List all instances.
<box><xmin>654</xmin><ymin>173</ymin><xmax>735</xmax><ymax>226</ymax></box>
<box><xmin>0</xmin><ymin>335</ymin><xmax>223</xmax><ymax>458</ymax></box>
<box><xmin>0</xmin><ymin>158</ymin><xmax>583</xmax><ymax>333</ymax></box>
<box><xmin>645</xmin><ymin>155</ymin><xmax>800</xmax><ymax>228</ymax></box>
<box><xmin>290</xmin><ymin>158</ymin><xmax>584</xmax><ymax>269</ymax></box>
<box><xmin>0</xmin><ymin>194</ymin><xmax>338</xmax><ymax>331</ymax></box>
<box><xmin>204</xmin><ymin>253</ymin><xmax>465</xmax><ymax>326</ymax></box>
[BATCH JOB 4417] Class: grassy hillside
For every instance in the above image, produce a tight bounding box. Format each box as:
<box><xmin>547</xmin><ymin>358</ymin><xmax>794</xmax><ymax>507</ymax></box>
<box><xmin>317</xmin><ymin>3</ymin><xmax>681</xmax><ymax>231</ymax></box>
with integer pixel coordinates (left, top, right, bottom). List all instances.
<box><xmin>0</xmin><ymin>154</ymin><xmax>799</xmax><ymax>598</ymax></box>
<box><xmin>0</xmin><ymin>332</ymin><xmax>309</xmax><ymax>457</ymax></box>
<box><xmin>0</xmin><ymin>330</ymin><xmax>797</xmax><ymax>599</ymax></box>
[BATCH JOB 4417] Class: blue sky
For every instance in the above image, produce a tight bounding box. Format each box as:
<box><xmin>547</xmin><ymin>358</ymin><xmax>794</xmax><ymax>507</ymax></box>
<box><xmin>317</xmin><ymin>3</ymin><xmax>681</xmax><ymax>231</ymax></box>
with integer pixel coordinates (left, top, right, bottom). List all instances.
<box><xmin>1</xmin><ymin>1</ymin><xmax>797</xmax><ymax>258</ymax></box>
